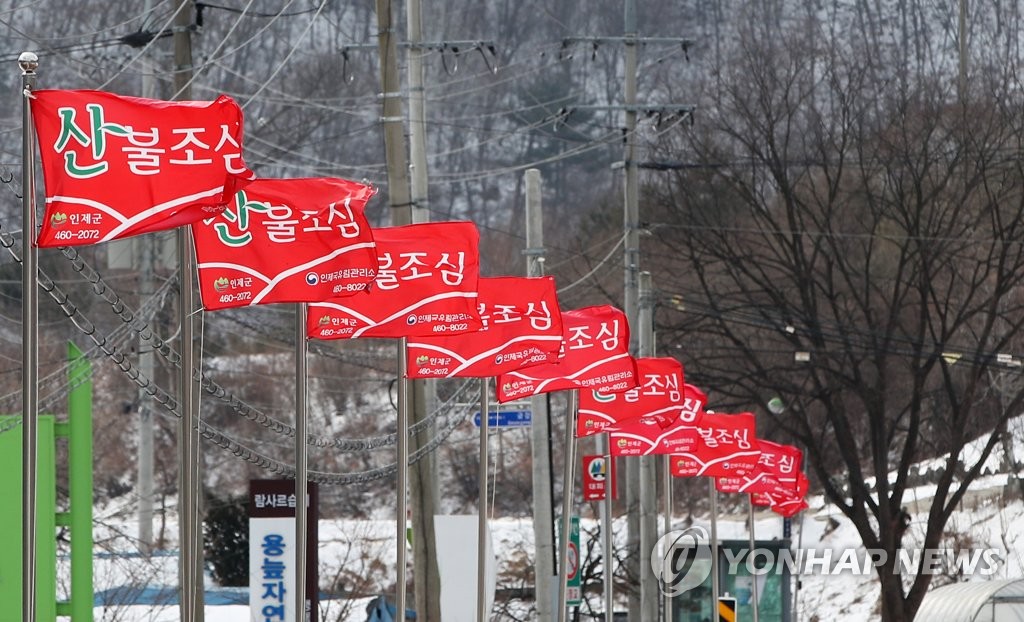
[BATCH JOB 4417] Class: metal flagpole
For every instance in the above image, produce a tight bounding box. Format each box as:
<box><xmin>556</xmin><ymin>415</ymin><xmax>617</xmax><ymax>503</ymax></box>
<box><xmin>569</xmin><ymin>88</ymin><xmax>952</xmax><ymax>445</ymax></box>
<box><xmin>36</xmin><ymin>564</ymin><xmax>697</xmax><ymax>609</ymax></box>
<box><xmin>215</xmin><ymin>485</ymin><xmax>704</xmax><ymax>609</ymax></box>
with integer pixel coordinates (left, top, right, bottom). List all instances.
<box><xmin>295</xmin><ymin>304</ymin><xmax>309</xmax><ymax>622</ymax></box>
<box><xmin>601</xmin><ymin>440</ymin><xmax>613</xmax><ymax>622</ymax></box>
<box><xmin>793</xmin><ymin>480</ymin><xmax>806</xmax><ymax>622</ymax></box>
<box><xmin>663</xmin><ymin>456</ymin><xmax>673</xmax><ymax>622</ymax></box>
<box><xmin>709</xmin><ymin>479</ymin><xmax>720</xmax><ymax>615</ymax></box>
<box><xmin>396</xmin><ymin>340</ymin><xmax>410</xmax><ymax>619</ymax></box>
<box><xmin>171</xmin><ymin>2</ymin><xmax>202</xmax><ymax>618</ymax></box>
<box><xmin>556</xmin><ymin>390</ymin><xmax>579</xmax><ymax>622</ymax></box>
<box><xmin>477</xmin><ymin>378</ymin><xmax>490</xmax><ymax>621</ymax></box>
<box><xmin>177</xmin><ymin>216</ymin><xmax>201</xmax><ymax>622</ymax></box>
<box><xmin>19</xmin><ymin>50</ymin><xmax>39</xmax><ymax>622</ymax></box>
<box><xmin>748</xmin><ymin>496</ymin><xmax>760</xmax><ymax>622</ymax></box>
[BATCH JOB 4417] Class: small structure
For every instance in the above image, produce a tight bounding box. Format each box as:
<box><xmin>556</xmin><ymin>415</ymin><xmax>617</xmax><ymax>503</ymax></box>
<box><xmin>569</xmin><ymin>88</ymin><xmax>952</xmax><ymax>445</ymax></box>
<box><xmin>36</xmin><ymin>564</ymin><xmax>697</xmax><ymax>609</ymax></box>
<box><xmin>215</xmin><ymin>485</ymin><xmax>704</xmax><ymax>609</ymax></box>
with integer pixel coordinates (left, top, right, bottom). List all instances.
<box><xmin>669</xmin><ymin>538</ymin><xmax>792</xmax><ymax>622</ymax></box>
<box><xmin>916</xmin><ymin>579</ymin><xmax>1024</xmax><ymax>621</ymax></box>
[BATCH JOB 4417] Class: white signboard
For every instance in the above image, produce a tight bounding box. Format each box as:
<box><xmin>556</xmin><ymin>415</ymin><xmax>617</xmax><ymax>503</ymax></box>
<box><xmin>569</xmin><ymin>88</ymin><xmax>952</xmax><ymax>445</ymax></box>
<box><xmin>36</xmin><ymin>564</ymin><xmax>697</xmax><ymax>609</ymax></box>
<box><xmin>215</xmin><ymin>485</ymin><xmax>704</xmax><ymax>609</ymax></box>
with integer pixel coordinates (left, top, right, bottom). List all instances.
<box><xmin>250</xmin><ymin>516</ymin><xmax>296</xmax><ymax>622</ymax></box>
<box><xmin>435</xmin><ymin>514</ymin><xmax>496</xmax><ymax>622</ymax></box>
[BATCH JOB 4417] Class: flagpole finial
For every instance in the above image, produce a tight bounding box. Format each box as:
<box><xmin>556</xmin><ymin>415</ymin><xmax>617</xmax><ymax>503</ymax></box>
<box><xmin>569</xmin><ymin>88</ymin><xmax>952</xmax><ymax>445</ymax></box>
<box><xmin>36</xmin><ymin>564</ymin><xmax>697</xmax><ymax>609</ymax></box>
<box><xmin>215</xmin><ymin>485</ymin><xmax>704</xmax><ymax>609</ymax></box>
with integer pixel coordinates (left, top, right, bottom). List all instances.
<box><xmin>18</xmin><ymin>52</ymin><xmax>38</xmax><ymax>75</ymax></box>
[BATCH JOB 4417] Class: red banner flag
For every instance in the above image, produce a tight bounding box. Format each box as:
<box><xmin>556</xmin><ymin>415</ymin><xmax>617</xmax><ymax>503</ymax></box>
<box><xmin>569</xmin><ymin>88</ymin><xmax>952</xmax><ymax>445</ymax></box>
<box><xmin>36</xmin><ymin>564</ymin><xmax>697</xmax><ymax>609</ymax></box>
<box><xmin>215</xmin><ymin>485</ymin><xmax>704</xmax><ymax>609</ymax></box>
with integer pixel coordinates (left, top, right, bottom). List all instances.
<box><xmin>770</xmin><ymin>472</ymin><xmax>810</xmax><ymax>517</ymax></box>
<box><xmin>716</xmin><ymin>440</ymin><xmax>802</xmax><ymax>494</ymax></box>
<box><xmin>31</xmin><ymin>90</ymin><xmax>254</xmax><ymax>246</ymax></box>
<box><xmin>669</xmin><ymin>412</ymin><xmax>761</xmax><ymax>478</ymax></box>
<box><xmin>308</xmin><ymin>221</ymin><xmax>481</xmax><ymax>339</ymax></box>
<box><xmin>405</xmin><ymin>276</ymin><xmax>562</xmax><ymax>378</ymax></box>
<box><xmin>192</xmin><ymin>178</ymin><xmax>378</xmax><ymax>310</ymax></box>
<box><xmin>752</xmin><ymin>472</ymin><xmax>809</xmax><ymax>517</ymax></box>
<box><xmin>680</xmin><ymin>384</ymin><xmax>707</xmax><ymax>425</ymax></box>
<box><xmin>496</xmin><ymin>305</ymin><xmax>637</xmax><ymax>402</ymax></box>
<box><xmin>577</xmin><ymin>357</ymin><xmax>685</xmax><ymax>437</ymax></box>
<box><xmin>606</xmin><ymin>418</ymin><xmax>703</xmax><ymax>457</ymax></box>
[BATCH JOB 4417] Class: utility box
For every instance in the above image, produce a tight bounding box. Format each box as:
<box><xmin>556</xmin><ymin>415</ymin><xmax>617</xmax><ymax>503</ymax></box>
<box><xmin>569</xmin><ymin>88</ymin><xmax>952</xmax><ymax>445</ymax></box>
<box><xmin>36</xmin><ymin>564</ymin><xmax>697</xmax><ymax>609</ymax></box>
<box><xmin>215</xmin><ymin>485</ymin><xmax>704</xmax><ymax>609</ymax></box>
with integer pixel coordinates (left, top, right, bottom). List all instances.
<box><xmin>670</xmin><ymin>538</ymin><xmax>792</xmax><ymax>622</ymax></box>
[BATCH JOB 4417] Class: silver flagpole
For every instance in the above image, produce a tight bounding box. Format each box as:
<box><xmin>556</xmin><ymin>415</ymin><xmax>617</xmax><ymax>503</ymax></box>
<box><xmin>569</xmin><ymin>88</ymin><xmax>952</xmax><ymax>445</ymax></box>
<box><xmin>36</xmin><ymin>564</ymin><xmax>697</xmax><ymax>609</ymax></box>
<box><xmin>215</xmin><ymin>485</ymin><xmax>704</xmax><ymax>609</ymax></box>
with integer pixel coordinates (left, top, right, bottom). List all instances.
<box><xmin>295</xmin><ymin>304</ymin><xmax>309</xmax><ymax>622</ymax></box>
<box><xmin>602</xmin><ymin>441</ymin><xmax>613</xmax><ymax>622</ymax></box>
<box><xmin>748</xmin><ymin>496</ymin><xmax>759</xmax><ymax>622</ymax></box>
<box><xmin>396</xmin><ymin>339</ymin><xmax>409</xmax><ymax>619</ymax></box>
<box><xmin>19</xmin><ymin>50</ymin><xmax>39</xmax><ymax>622</ymax></box>
<box><xmin>477</xmin><ymin>378</ymin><xmax>490</xmax><ymax>622</ymax></box>
<box><xmin>172</xmin><ymin>1</ymin><xmax>201</xmax><ymax>617</ymax></box>
<box><xmin>709</xmin><ymin>479</ymin><xmax>720</xmax><ymax>616</ymax></box>
<box><xmin>178</xmin><ymin>222</ymin><xmax>201</xmax><ymax>622</ymax></box>
<box><xmin>663</xmin><ymin>455</ymin><xmax>673</xmax><ymax>622</ymax></box>
<box><xmin>556</xmin><ymin>390</ymin><xmax>579</xmax><ymax>622</ymax></box>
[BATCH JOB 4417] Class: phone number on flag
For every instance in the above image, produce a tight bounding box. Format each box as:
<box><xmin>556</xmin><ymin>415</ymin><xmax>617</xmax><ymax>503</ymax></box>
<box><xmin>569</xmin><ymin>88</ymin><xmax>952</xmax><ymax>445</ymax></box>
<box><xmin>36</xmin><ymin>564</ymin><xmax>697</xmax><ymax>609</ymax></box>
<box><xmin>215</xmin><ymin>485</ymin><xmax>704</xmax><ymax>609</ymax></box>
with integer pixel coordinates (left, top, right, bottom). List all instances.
<box><xmin>218</xmin><ymin>292</ymin><xmax>253</xmax><ymax>304</ymax></box>
<box><xmin>317</xmin><ymin>327</ymin><xmax>355</xmax><ymax>337</ymax></box>
<box><xmin>432</xmin><ymin>323</ymin><xmax>469</xmax><ymax>332</ymax></box>
<box><xmin>51</xmin><ymin>229</ymin><xmax>101</xmax><ymax>242</ymax></box>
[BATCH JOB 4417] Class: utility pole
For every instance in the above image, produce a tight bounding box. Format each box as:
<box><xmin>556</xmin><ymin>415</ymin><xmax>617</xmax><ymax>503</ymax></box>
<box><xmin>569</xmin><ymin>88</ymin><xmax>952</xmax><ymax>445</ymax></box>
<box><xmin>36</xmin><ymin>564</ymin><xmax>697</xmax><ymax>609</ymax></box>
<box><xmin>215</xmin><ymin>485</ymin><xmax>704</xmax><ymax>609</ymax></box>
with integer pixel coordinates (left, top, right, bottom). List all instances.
<box><xmin>958</xmin><ymin>0</ymin><xmax>968</xmax><ymax>101</ymax></box>
<box><xmin>563</xmin><ymin>2</ymin><xmax>694</xmax><ymax>618</ymax></box>
<box><xmin>637</xmin><ymin>272</ymin><xmax>658</xmax><ymax>621</ymax></box>
<box><xmin>172</xmin><ymin>1</ymin><xmax>203</xmax><ymax>620</ymax></box>
<box><xmin>404</xmin><ymin>7</ymin><xmax>444</xmax><ymax>617</ymax></box>
<box><xmin>374</xmin><ymin>2</ymin><xmax>442</xmax><ymax>620</ymax></box>
<box><xmin>137</xmin><ymin>0</ymin><xmax>157</xmax><ymax>553</ymax></box>
<box><xmin>407</xmin><ymin>0</ymin><xmax>430</xmax><ymax>225</ymax></box>
<box><xmin>525</xmin><ymin>169</ymin><xmax>555</xmax><ymax>622</ymax></box>
<box><xmin>622</xmin><ymin>3</ymin><xmax>642</xmax><ymax>618</ymax></box>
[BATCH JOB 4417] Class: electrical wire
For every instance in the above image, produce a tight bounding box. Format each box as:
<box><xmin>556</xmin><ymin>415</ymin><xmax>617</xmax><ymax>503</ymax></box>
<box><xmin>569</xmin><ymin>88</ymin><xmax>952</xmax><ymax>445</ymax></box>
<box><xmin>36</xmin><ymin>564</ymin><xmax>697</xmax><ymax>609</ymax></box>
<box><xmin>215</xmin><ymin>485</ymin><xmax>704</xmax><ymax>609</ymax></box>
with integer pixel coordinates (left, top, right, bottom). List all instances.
<box><xmin>0</xmin><ymin>223</ymin><xmax>477</xmax><ymax>483</ymax></box>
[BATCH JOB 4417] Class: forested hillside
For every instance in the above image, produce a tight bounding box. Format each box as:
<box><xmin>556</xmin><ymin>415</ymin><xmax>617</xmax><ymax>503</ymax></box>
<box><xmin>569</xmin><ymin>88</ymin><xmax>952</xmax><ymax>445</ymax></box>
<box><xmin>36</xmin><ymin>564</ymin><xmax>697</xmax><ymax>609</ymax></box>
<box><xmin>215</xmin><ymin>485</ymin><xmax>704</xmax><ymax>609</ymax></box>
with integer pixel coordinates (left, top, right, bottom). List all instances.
<box><xmin>4</xmin><ymin>2</ymin><xmax>1024</xmax><ymax>620</ymax></box>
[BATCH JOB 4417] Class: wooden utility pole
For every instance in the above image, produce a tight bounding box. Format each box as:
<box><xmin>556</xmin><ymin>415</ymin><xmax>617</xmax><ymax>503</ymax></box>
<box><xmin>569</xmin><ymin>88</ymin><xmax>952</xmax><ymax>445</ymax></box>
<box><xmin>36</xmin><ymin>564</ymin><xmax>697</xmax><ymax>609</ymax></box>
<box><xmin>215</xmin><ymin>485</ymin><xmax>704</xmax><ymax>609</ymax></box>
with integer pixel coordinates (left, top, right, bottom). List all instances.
<box><xmin>638</xmin><ymin>272</ymin><xmax>657</xmax><ymax>621</ymax></box>
<box><xmin>563</xmin><ymin>2</ymin><xmax>694</xmax><ymax>617</ymax></box>
<box><xmin>137</xmin><ymin>0</ymin><xmax>158</xmax><ymax>554</ymax></box>
<box><xmin>374</xmin><ymin>2</ymin><xmax>441</xmax><ymax>620</ymax></box>
<box><xmin>525</xmin><ymin>169</ymin><xmax>556</xmax><ymax>622</ymax></box>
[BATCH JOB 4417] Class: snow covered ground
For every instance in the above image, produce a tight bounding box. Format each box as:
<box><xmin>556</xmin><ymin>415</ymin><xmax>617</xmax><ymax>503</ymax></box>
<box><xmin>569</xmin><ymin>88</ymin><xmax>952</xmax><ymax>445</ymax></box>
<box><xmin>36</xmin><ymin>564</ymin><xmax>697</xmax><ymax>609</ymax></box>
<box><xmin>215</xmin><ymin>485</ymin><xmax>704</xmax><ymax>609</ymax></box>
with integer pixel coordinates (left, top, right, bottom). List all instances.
<box><xmin>78</xmin><ymin>477</ymin><xmax>1024</xmax><ymax>621</ymax></box>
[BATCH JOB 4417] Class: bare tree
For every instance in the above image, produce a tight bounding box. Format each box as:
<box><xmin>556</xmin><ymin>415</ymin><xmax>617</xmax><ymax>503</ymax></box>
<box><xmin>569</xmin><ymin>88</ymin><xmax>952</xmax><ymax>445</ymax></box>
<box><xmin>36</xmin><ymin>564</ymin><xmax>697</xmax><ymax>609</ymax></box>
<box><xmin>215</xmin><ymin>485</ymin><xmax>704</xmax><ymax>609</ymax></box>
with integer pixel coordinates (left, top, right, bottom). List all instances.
<box><xmin>645</xmin><ymin>7</ymin><xmax>1024</xmax><ymax>622</ymax></box>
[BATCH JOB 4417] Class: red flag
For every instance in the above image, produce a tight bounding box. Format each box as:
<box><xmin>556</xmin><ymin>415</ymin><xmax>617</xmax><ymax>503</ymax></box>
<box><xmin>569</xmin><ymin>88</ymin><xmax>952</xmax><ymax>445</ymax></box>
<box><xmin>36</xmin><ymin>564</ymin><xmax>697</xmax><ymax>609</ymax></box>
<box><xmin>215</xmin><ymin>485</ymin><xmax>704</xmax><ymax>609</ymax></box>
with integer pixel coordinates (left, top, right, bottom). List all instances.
<box><xmin>771</xmin><ymin>472</ymin><xmax>810</xmax><ymax>517</ymax></box>
<box><xmin>680</xmin><ymin>384</ymin><xmax>707</xmax><ymax>425</ymax></box>
<box><xmin>405</xmin><ymin>276</ymin><xmax>562</xmax><ymax>378</ymax></box>
<box><xmin>716</xmin><ymin>440</ymin><xmax>802</xmax><ymax>494</ymax></box>
<box><xmin>606</xmin><ymin>418</ymin><xmax>703</xmax><ymax>457</ymax></box>
<box><xmin>31</xmin><ymin>90</ymin><xmax>254</xmax><ymax>246</ymax></box>
<box><xmin>496</xmin><ymin>305</ymin><xmax>637</xmax><ymax>402</ymax></box>
<box><xmin>577</xmin><ymin>357</ymin><xmax>685</xmax><ymax>437</ymax></box>
<box><xmin>192</xmin><ymin>178</ymin><xmax>378</xmax><ymax>310</ymax></box>
<box><xmin>308</xmin><ymin>221</ymin><xmax>481</xmax><ymax>339</ymax></box>
<box><xmin>669</xmin><ymin>412</ymin><xmax>761</xmax><ymax>478</ymax></box>
<box><xmin>753</xmin><ymin>472</ymin><xmax>809</xmax><ymax>517</ymax></box>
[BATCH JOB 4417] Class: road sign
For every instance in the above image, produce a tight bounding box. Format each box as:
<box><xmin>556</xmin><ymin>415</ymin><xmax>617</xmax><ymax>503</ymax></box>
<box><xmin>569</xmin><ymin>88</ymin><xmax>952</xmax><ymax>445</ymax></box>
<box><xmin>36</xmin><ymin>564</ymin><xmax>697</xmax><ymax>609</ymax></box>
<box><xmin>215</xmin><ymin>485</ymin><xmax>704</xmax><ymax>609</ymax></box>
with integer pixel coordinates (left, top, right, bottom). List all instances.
<box><xmin>472</xmin><ymin>409</ymin><xmax>532</xmax><ymax>428</ymax></box>
<box><xmin>565</xmin><ymin>516</ymin><xmax>581</xmax><ymax>606</ymax></box>
<box><xmin>582</xmin><ymin>454</ymin><xmax>616</xmax><ymax>501</ymax></box>
<box><xmin>718</xmin><ymin>594</ymin><xmax>737</xmax><ymax>622</ymax></box>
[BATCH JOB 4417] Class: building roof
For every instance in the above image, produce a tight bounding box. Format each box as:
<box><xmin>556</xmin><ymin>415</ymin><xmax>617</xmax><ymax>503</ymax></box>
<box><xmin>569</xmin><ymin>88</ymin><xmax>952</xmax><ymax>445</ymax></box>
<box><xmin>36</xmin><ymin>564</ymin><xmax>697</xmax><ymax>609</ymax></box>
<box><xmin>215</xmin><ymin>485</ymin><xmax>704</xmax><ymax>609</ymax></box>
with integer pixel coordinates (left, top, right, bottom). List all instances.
<box><xmin>915</xmin><ymin>579</ymin><xmax>1024</xmax><ymax>622</ymax></box>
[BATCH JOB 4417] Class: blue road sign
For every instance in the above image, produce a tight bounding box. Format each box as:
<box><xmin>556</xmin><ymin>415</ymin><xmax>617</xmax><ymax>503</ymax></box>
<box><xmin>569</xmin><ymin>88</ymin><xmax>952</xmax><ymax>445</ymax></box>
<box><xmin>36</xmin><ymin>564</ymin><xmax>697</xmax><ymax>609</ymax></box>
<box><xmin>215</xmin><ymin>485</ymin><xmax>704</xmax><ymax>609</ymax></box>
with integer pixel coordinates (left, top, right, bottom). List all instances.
<box><xmin>472</xmin><ymin>409</ymin><xmax>533</xmax><ymax>428</ymax></box>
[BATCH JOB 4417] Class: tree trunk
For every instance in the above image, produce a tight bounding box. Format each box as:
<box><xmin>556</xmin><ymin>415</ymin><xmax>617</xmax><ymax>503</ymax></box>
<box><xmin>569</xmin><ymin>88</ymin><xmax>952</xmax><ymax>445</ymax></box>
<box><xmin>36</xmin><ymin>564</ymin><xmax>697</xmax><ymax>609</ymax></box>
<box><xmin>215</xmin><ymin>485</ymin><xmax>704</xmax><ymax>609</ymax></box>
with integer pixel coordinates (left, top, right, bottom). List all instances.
<box><xmin>878</xmin><ymin>572</ymin><xmax>909</xmax><ymax>622</ymax></box>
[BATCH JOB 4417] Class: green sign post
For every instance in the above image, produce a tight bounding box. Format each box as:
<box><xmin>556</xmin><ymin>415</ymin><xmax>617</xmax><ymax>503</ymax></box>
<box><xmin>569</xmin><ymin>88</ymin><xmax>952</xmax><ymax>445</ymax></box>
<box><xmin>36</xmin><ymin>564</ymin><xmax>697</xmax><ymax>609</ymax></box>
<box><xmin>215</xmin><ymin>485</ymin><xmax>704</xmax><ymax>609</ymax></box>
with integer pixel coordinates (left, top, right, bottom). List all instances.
<box><xmin>0</xmin><ymin>415</ymin><xmax>56</xmax><ymax>620</ymax></box>
<box><xmin>0</xmin><ymin>342</ymin><xmax>93</xmax><ymax>621</ymax></box>
<box><xmin>566</xmin><ymin>516</ymin><xmax>581</xmax><ymax>607</ymax></box>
